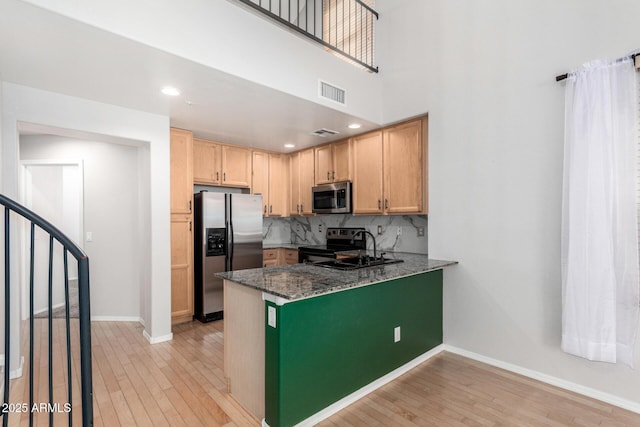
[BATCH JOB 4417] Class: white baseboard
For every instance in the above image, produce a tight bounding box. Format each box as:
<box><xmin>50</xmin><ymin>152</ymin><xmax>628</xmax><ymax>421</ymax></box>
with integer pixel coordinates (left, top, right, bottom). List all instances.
<box><xmin>0</xmin><ymin>355</ymin><xmax>25</xmax><ymax>379</ymax></box>
<box><xmin>444</xmin><ymin>345</ymin><xmax>640</xmax><ymax>415</ymax></box>
<box><xmin>91</xmin><ymin>316</ymin><xmax>144</xmax><ymax>322</ymax></box>
<box><xmin>293</xmin><ymin>344</ymin><xmax>445</xmax><ymax>427</ymax></box>
<box><xmin>143</xmin><ymin>330</ymin><xmax>173</xmax><ymax>344</ymax></box>
<box><xmin>33</xmin><ymin>302</ymin><xmax>65</xmax><ymax>316</ymax></box>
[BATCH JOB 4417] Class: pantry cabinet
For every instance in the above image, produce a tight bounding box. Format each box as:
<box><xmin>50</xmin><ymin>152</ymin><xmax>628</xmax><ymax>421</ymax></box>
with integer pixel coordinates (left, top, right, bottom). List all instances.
<box><xmin>170</xmin><ymin>128</ymin><xmax>194</xmax><ymax>215</ymax></box>
<box><xmin>252</xmin><ymin>151</ymin><xmax>286</xmax><ymax>217</ymax></box>
<box><xmin>314</xmin><ymin>139</ymin><xmax>350</xmax><ymax>185</ymax></box>
<box><xmin>170</xmin><ymin>128</ymin><xmax>194</xmax><ymax>324</ymax></box>
<box><xmin>289</xmin><ymin>149</ymin><xmax>315</xmax><ymax>215</ymax></box>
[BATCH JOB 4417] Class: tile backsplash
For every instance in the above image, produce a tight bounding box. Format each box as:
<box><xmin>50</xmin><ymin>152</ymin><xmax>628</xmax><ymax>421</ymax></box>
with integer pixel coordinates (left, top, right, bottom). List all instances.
<box><xmin>263</xmin><ymin>214</ymin><xmax>428</xmax><ymax>254</ymax></box>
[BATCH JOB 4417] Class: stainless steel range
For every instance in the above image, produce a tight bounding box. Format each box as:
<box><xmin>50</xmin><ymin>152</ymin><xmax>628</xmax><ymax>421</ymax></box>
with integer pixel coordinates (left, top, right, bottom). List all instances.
<box><xmin>298</xmin><ymin>227</ymin><xmax>367</xmax><ymax>263</ymax></box>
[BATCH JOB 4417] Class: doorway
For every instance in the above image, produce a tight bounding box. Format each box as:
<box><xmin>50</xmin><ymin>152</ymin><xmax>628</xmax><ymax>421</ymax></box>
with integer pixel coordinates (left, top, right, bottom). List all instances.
<box><xmin>20</xmin><ymin>160</ymin><xmax>84</xmax><ymax>319</ymax></box>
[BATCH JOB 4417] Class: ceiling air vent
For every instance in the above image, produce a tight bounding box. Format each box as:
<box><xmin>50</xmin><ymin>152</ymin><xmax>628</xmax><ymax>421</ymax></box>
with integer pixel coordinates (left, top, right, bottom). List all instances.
<box><xmin>319</xmin><ymin>80</ymin><xmax>346</xmax><ymax>105</ymax></box>
<box><xmin>311</xmin><ymin>128</ymin><xmax>340</xmax><ymax>138</ymax></box>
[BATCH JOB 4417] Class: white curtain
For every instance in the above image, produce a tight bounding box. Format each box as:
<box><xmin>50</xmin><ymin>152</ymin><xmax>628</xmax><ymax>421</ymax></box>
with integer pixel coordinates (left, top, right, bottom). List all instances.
<box><xmin>562</xmin><ymin>57</ymin><xmax>640</xmax><ymax>366</ymax></box>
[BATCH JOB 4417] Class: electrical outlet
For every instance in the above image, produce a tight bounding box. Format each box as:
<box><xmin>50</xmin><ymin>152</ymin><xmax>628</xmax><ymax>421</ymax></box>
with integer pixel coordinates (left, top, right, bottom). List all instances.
<box><xmin>318</xmin><ymin>224</ymin><xmax>323</xmax><ymax>233</ymax></box>
<box><xmin>394</xmin><ymin>326</ymin><xmax>401</xmax><ymax>343</ymax></box>
<box><xmin>417</xmin><ymin>227</ymin><xmax>424</xmax><ymax>237</ymax></box>
<box><xmin>268</xmin><ymin>306</ymin><xmax>277</xmax><ymax>328</ymax></box>
<box><xmin>377</xmin><ymin>225</ymin><xmax>383</xmax><ymax>235</ymax></box>
<box><xmin>397</xmin><ymin>227</ymin><xmax>402</xmax><ymax>236</ymax></box>
<box><xmin>86</xmin><ymin>232</ymin><xmax>93</xmax><ymax>242</ymax></box>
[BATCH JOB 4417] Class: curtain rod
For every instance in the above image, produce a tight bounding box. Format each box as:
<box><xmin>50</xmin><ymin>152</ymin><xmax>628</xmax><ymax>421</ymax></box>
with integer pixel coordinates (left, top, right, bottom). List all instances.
<box><xmin>555</xmin><ymin>52</ymin><xmax>640</xmax><ymax>82</ymax></box>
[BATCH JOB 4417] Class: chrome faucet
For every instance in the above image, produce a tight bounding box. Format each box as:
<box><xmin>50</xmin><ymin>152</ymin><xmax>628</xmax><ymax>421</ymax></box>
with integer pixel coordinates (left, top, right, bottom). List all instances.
<box><xmin>351</xmin><ymin>229</ymin><xmax>377</xmax><ymax>261</ymax></box>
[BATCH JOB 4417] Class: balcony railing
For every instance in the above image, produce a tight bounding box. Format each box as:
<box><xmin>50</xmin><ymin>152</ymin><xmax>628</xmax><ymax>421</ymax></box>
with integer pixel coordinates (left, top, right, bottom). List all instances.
<box><xmin>235</xmin><ymin>0</ymin><xmax>378</xmax><ymax>73</ymax></box>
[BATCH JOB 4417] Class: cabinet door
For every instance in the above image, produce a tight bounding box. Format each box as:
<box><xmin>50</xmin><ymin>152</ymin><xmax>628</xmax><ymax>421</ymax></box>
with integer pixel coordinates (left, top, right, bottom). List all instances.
<box><xmin>332</xmin><ymin>139</ymin><xmax>351</xmax><ymax>183</ymax></box>
<box><xmin>268</xmin><ymin>154</ymin><xmax>285</xmax><ymax>217</ymax></box>
<box><xmin>314</xmin><ymin>144</ymin><xmax>333</xmax><ymax>185</ymax></box>
<box><xmin>352</xmin><ymin>131</ymin><xmax>384</xmax><ymax>214</ymax></box>
<box><xmin>170</xmin><ymin>128</ymin><xmax>193</xmax><ymax>215</ymax></box>
<box><xmin>222</xmin><ymin>145</ymin><xmax>252</xmax><ymax>187</ymax></box>
<box><xmin>252</xmin><ymin>151</ymin><xmax>269</xmax><ymax>216</ymax></box>
<box><xmin>289</xmin><ymin>153</ymin><xmax>301</xmax><ymax>215</ymax></box>
<box><xmin>383</xmin><ymin>120</ymin><xmax>423</xmax><ymax>213</ymax></box>
<box><xmin>171</xmin><ymin>216</ymin><xmax>193</xmax><ymax>324</ymax></box>
<box><xmin>193</xmin><ymin>138</ymin><xmax>221</xmax><ymax>184</ymax></box>
<box><xmin>284</xmin><ymin>249</ymin><xmax>299</xmax><ymax>265</ymax></box>
<box><xmin>299</xmin><ymin>149</ymin><xmax>315</xmax><ymax>215</ymax></box>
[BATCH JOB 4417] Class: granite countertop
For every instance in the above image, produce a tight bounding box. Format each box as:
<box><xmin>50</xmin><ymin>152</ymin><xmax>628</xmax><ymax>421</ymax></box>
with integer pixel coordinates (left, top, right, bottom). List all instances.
<box><xmin>217</xmin><ymin>252</ymin><xmax>457</xmax><ymax>302</ymax></box>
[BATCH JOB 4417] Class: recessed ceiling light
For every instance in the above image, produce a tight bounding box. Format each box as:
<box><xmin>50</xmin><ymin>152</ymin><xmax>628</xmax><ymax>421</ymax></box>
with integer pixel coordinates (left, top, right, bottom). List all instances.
<box><xmin>161</xmin><ymin>86</ymin><xmax>181</xmax><ymax>96</ymax></box>
<box><xmin>348</xmin><ymin>123</ymin><xmax>361</xmax><ymax>129</ymax></box>
<box><xmin>284</xmin><ymin>143</ymin><xmax>295</xmax><ymax>148</ymax></box>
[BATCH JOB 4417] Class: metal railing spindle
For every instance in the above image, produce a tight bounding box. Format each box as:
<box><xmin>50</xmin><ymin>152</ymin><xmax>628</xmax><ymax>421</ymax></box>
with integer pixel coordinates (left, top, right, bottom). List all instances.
<box><xmin>29</xmin><ymin>223</ymin><xmax>35</xmax><ymax>426</ymax></box>
<box><xmin>234</xmin><ymin>0</ymin><xmax>378</xmax><ymax>71</ymax></box>
<box><xmin>3</xmin><ymin>207</ymin><xmax>10</xmax><ymax>427</ymax></box>
<box><xmin>64</xmin><ymin>251</ymin><xmax>72</xmax><ymax>425</ymax></box>
<box><xmin>48</xmin><ymin>235</ymin><xmax>54</xmax><ymax>426</ymax></box>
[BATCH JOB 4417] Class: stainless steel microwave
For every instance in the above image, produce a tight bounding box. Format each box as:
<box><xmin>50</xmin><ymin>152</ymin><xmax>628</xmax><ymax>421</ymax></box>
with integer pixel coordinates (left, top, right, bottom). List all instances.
<box><xmin>312</xmin><ymin>182</ymin><xmax>352</xmax><ymax>214</ymax></box>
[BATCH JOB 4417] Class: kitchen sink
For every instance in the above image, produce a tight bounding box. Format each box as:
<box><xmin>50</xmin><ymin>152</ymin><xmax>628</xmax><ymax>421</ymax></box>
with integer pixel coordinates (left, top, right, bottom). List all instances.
<box><xmin>312</xmin><ymin>256</ymin><xmax>403</xmax><ymax>270</ymax></box>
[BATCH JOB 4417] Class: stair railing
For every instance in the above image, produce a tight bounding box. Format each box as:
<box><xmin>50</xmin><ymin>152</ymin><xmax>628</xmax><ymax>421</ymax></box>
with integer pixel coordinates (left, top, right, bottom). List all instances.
<box><xmin>0</xmin><ymin>194</ymin><xmax>92</xmax><ymax>426</ymax></box>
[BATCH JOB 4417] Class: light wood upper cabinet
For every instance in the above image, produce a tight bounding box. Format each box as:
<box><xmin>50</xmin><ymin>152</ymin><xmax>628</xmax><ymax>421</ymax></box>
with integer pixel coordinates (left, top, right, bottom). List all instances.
<box><xmin>314</xmin><ymin>139</ymin><xmax>351</xmax><ymax>184</ymax></box>
<box><xmin>289</xmin><ymin>153</ymin><xmax>301</xmax><ymax>215</ymax></box>
<box><xmin>290</xmin><ymin>149</ymin><xmax>315</xmax><ymax>215</ymax></box>
<box><xmin>299</xmin><ymin>149</ymin><xmax>315</xmax><ymax>215</ymax></box>
<box><xmin>193</xmin><ymin>138</ymin><xmax>222</xmax><ymax>185</ymax></box>
<box><xmin>222</xmin><ymin>145</ymin><xmax>252</xmax><ymax>187</ymax></box>
<box><xmin>252</xmin><ymin>151</ymin><xmax>286</xmax><ymax>217</ymax></box>
<box><xmin>352</xmin><ymin>131</ymin><xmax>384</xmax><ymax>214</ymax></box>
<box><xmin>269</xmin><ymin>154</ymin><xmax>286</xmax><ymax>216</ymax></box>
<box><xmin>252</xmin><ymin>151</ymin><xmax>269</xmax><ymax>215</ymax></box>
<box><xmin>351</xmin><ymin>117</ymin><xmax>427</xmax><ymax>215</ymax></box>
<box><xmin>383</xmin><ymin>119</ymin><xmax>424</xmax><ymax>214</ymax></box>
<box><xmin>315</xmin><ymin>144</ymin><xmax>333</xmax><ymax>185</ymax></box>
<box><xmin>170</xmin><ymin>128</ymin><xmax>193</xmax><ymax>215</ymax></box>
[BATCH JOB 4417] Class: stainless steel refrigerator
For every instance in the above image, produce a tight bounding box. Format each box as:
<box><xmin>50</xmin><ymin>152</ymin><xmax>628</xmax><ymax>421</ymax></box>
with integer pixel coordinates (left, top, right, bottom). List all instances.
<box><xmin>194</xmin><ymin>191</ymin><xmax>263</xmax><ymax>322</ymax></box>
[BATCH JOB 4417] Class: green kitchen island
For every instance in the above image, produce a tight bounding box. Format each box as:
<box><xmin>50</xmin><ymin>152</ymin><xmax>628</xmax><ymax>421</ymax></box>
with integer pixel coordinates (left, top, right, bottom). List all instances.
<box><xmin>218</xmin><ymin>253</ymin><xmax>456</xmax><ymax>427</ymax></box>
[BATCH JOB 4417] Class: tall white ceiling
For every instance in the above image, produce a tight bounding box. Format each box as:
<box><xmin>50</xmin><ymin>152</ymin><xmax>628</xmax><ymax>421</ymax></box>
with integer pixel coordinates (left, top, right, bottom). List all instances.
<box><xmin>0</xmin><ymin>0</ymin><xmax>382</xmax><ymax>152</ymax></box>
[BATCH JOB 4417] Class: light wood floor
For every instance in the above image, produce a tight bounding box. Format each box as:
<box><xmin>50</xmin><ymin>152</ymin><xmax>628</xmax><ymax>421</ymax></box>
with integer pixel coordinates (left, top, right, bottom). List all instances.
<box><xmin>7</xmin><ymin>319</ymin><xmax>640</xmax><ymax>426</ymax></box>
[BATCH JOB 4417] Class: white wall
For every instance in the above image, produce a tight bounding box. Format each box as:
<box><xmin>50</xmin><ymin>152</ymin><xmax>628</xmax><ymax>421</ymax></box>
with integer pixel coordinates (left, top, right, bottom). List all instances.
<box><xmin>1</xmin><ymin>82</ymin><xmax>171</xmax><ymax>343</ymax></box>
<box><xmin>21</xmin><ymin>0</ymin><xmax>384</xmax><ymax>124</ymax></box>
<box><xmin>378</xmin><ymin>0</ymin><xmax>640</xmax><ymax>410</ymax></box>
<box><xmin>20</xmin><ymin>136</ymin><xmax>141</xmax><ymax>319</ymax></box>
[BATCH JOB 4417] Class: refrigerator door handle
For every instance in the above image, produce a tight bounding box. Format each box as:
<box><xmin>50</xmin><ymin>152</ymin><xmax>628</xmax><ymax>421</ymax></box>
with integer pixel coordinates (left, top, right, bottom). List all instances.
<box><xmin>228</xmin><ymin>220</ymin><xmax>234</xmax><ymax>271</ymax></box>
